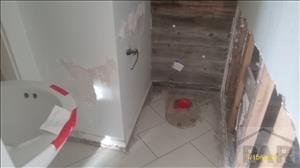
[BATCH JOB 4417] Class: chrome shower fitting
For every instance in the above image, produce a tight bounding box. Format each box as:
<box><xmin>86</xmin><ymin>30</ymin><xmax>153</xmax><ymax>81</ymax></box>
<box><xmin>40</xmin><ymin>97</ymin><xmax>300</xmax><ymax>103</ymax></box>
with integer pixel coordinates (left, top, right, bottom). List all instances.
<box><xmin>126</xmin><ymin>48</ymin><xmax>139</xmax><ymax>70</ymax></box>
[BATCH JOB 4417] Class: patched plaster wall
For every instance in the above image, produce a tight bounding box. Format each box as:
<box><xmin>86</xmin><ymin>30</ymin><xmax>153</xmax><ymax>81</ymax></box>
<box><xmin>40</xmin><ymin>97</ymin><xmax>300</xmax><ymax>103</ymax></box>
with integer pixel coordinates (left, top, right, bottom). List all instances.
<box><xmin>112</xmin><ymin>1</ymin><xmax>152</xmax><ymax>143</ymax></box>
<box><xmin>1</xmin><ymin>1</ymin><xmax>152</xmax><ymax>145</ymax></box>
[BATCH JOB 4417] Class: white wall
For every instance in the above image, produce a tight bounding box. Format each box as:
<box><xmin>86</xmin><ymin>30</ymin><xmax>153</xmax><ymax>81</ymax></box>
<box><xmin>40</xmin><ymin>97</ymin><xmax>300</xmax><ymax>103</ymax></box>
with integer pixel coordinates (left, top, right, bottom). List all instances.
<box><xmin>112</xmin><ymin>1</ymin><xmax>152</xmax><ymax>143</ymax></box>
<box><xmin>0</xmin><ymin>1</ymin><xmax>40</xmax><ymax>81</ymax></box>
<box><xmin>238</xmin><ymin>1</ymin><xmax>299</xmax><ymax>138</ymax></box>
<box><xmin>1</xmin><ymin>34</ymin><xmax>19</xmax><ymax>80</ymax></box>
<box><xmin>5</xmin><ymin>1</ymin><xmax>125</xmax><ymax>141</ymax></box>
<box><xmin>1</xmin><ymin>1</ymin><xmax>152</xmax><ymax>145</ymax></box>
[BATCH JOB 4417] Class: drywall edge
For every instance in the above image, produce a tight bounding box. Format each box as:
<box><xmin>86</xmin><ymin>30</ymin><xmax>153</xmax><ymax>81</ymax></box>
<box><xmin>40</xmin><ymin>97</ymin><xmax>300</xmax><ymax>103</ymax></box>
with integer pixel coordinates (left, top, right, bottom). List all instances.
<box><xmin>0</xmin><ymin>1</ymin><xmax>41</xmax><ymax>81</ymax></box>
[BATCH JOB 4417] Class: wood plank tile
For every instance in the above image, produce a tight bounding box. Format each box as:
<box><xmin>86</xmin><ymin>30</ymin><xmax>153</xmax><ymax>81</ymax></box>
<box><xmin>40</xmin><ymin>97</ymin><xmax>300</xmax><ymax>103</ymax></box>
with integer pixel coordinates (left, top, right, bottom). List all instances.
<box><xmin>151</xmin><ymin>1</ymin><xmax>237</xmax><ymax>18</ymax></box>
<box><xmin>151</xmin><ymin>1</ymin><xmax>236</xmax><ymax>89</ymax></box>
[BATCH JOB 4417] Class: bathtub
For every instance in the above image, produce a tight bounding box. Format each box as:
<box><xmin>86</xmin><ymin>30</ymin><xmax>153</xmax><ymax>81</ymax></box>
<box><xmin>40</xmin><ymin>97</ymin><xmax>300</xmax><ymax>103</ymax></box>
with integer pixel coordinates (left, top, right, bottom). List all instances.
<box><xmin>1</xmin><ymin>80</ymin><xmax>77</xmax><ymax>167</ymax></box>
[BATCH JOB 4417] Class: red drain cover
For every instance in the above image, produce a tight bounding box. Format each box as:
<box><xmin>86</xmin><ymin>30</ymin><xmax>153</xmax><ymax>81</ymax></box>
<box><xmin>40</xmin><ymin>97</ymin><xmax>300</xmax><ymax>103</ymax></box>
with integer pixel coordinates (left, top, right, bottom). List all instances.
<box><xmin>174</xmin><ymin>98</ymin><xmax>192</xmax><ymax>109</ymax></box>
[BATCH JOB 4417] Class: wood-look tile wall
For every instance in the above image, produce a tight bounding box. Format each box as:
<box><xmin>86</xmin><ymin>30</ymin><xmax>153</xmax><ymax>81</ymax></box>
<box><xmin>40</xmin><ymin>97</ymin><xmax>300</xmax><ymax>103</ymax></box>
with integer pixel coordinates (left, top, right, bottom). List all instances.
<box><xmin>151</xmin><ymin>1</ymin><xmax>237</xmax><ymax>91</ymax></box>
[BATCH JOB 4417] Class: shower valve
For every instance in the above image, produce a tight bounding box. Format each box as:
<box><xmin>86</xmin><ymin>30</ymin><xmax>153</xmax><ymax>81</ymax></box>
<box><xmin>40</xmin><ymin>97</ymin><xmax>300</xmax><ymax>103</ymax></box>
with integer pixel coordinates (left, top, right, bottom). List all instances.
<box><xmin>126</xmin><ymin>48</ymin><xmax>139</xmax><ymax>70</ymax></box>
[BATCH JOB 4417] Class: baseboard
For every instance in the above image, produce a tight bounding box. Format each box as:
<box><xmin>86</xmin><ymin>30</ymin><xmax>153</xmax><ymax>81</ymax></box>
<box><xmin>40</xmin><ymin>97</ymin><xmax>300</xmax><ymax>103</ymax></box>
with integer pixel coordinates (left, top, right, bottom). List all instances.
<box><xmin>152</xmin><ymin>80</ymin><xmax>220</xmax><ymax>92</ymax></box>
<box><xmin>70</xmin><ymin>131</ymin><xmax>127</xmax><ymax>150</ymax></box>
<box><xmin>68</xmin><ymin>133</ymin><xmax>101</xmax><ymax>147</ymax></box>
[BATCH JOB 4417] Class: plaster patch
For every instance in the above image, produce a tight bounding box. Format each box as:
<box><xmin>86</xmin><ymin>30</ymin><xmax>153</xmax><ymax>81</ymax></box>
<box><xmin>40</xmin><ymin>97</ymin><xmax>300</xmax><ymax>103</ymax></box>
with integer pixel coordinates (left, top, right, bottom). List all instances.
<box><xmin>136</xmin><ymin>2</ymin><xmax>145</xmax><ymax>18</ymax></box>
<box><xmin>127</xmin><ymin>12</ymin><xmax>137</xmax><ymax>34</ymax></box>
<box><xmin>117</xmin><ymin>2</ymin><xmax>146</xmax><ymax>39</ymax></box>
<box><xmin>118</xmin><ymin>21</ymin><xmax>127</xmax><ymax>39</ymax></box>
<box><xmin>61</xmin><ymin>58</ymin><xmax>116</xmax><ymax>103</ymax></box>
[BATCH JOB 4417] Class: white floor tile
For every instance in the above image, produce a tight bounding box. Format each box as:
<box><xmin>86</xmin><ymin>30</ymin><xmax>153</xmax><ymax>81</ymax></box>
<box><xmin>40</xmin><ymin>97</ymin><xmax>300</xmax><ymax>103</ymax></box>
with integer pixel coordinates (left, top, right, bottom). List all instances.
<box><xmin>200</xmin><ymin>101</ymin><xmax>217</xmax><ymax>124</ymax></box>
<box><xmin>145</xmin><ymin>143</ymin><xmax>215</xmax><ymax>167</ymax></box>
<box><xmin>150</xmin><ymin>98</ymin><xmax>167</xmax><ymax>120</ymax></box>
<box><xmin>134</xmin><ymin>106</ymin><xmax>165</xmax><ymax>135</ymax></box>
<box><xmin>144</xmin><ymin>87</ymin><xmax>167</xmax><ymax>107</ymax></box>
<box><xmin>200</xmin><ymin>100</ymin><xmax>225</xmax><ymax>140</ymax></box>
<box><xmin>191</xmin><ymin>130</ymin><xmax>225</xmax><ymax>167</ymax></box>
<box><xmin>69</xmin><ymin>138</ymin><xmax>156</xmax><ymax>167</ymax></box>
<box><xmin>139</xmin><ymin>120</ymin><xmax>211</xmax><ymax>157</ymax></box>
<box><xmin>52</xmin><ymin>89</ymin><xmax>224</xmax><ymax>168</ymax></box>
<box><xmin>49</xmin><ymin>141</ymin><xmax>98</xmax><ymax>167</ymax></box>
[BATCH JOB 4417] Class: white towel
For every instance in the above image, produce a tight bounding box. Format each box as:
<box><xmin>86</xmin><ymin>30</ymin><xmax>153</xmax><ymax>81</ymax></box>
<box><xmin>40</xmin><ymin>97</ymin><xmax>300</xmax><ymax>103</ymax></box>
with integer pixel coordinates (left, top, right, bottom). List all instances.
<box><xmin>40</xmin><ymin>105</ymin><xmax>71</xmax><ymax>135</ymax></box>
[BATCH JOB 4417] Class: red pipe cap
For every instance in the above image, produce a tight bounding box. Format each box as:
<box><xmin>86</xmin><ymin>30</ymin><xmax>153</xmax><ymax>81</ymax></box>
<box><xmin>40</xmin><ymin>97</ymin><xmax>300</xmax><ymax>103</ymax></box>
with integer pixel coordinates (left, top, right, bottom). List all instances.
<box><xmin>174</xmin><ymin>98</ymin><xmax>192</xmax><ymax>109</ymax></box>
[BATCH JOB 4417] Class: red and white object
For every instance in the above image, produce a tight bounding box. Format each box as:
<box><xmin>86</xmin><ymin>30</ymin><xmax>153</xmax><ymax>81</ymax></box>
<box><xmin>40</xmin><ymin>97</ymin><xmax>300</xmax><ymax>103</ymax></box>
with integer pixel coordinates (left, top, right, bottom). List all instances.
<box><xmin>40</xmin><ymin>105</ymin><xmax>72</xmax><ymax>135</ymax></box>
<box><xmin>1</xmin><ymin>81</ymin><xmax>77</xmax><ymax>167</ymax></box>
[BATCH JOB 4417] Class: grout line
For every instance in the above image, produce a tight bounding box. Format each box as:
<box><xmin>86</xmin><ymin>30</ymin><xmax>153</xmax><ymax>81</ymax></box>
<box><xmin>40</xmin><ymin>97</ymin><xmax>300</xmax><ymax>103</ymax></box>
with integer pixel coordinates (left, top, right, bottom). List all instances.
<box><xmin>149</xmin><ymin>103</ymin><xmax>166</xmax><ymax>121</ymax></box>
<box><xmin>189</xmin><ymin>127</ymin><xmax>224</xmax><ymax>145</ymax></box>
<box><xmin>142</xmin><ymin>141</ymin><xmax>192</xmax><ymax>167</ymax></box>
<box><xmin>141</xmin><ymin>157</ymin><xmax>158</xmax><ymax>168</ymax></box>
<box><xmin>157</xmin><ymin>141</ymin><xmax>189</xmax><ymax>158</ymax></box>
<box><xmin>150</xmin><ymin>94</ymin><xmax>164</xmax><ymax>104</ymax></box>
<box><xmin>65</xmin><ymin>114</ymin><xmax>162</xmax><ymax>167</ymax></box>
<box><xmin>64</xmin><ymin>152</ymin><xmax>97</xmax><ymax>167</ymax></box>
<box><xmin>150</xmin><ymin>126</ymin><xmax>213</xmax><ymax>160</ymax></box>
<box><xmin>65</xmin><ymin>136</ymin><xmax>161</xmax><ymax>168</ymax></box>
<box><xmin>141</xmin><ymin>122</ymin><xmax>215</xmax><ymax>167</ymax></box>
<box><xmin>148</xmin><ymin>88</ymin><xmax>165</xmax><ymax>105</ymax></box>
<box><xmin>143</xmin><ymin>131</ymin><xmax>216</xmax><ymax>168</ymax></box>
<box><xmin>203</xmin><ymin>118</ymin><xmax>225</xmax><ymax>142</ymax></box>
<box><xmin>137</xmin><ymin>135</ymin><xmax>159</xmax><ymax>159</ymax></box>
<box><xmin>141</xmin><ymin>158</ymin><xmax>159</xmax><ymax>168</ymax></box>
<box><xmin>64</xmin><ymin>92</ymin><xmax>221</xmax><ymax>168</ymax></box>
<box><xmin>200</xmin><ymin>102</ymin><xmax>226</xmax><ymax>143</ymax></box>
<box><xmin>66</xmin><ymin>127</ymin><xmax>213</xmax><ymax>167</ymax></box>
<box><xmin>189</xmin><ymin>142</ymin><xmax>218</xmax><ymax>168</ymax></box>
<box><xmin>64</xmin><ymin>145</ymin><xmax>109</xmax><ymax>167</ymax></box>
<box><xmin>204</xmin><ymin>118</ymin><xmax>217</xmax><ymax>130</ymax></box>
<box><xmin>144</xmin><ymin>122</ymin><xmax>214</xmax><ymax>159</ymax></box>
<box><xmin>136</xmin><ymin>120</ymin><xmax>166</xmax><ymax>136</ymax></box>
<box><xmin>210</xmin><ymin>128</ymin><xmax>226</xmax><ymax>142</ymax></box>
<box><xmin>188</xmin><ymin>128</ymin><xmax>214</xmax><ymax>143</ymax></box>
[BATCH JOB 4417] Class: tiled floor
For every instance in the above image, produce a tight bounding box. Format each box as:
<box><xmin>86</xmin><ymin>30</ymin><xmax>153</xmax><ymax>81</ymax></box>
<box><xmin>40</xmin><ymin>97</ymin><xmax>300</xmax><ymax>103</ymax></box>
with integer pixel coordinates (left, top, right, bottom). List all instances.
<box><xmin>50</xmin><ymin>87</ymin><xmax>225</xmax><ymax>167</ymax></box>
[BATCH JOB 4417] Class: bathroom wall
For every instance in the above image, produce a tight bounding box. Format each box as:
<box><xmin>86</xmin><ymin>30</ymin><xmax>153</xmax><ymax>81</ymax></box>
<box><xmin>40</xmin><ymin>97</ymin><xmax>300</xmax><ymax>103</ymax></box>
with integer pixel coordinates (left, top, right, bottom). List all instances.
<box><xmin>1</xmin><ymin>35</ymin><xmax>18</xmax><ymax>80</ymax></box>
<box><xmin>0</xmin><ymin>1</ymin><xmax>40</xmax><ymax>81</ymax></box>
<box><xmin>1</xmin><ymin>1</ymin><xmax>152</xmax><ymax>145</ymax></box>
<box><xmin>151</xmin><ymin>1</ymin><xmax>236</xmax><ymax>91</ymax></box>
<box><xmin>238</xmin><ymin>1</ymin><xmax>299</xmax><ymax>138</ymax></box>
<box><xmin>15</xmin><ymin>1</ymin><xmax>125</xmax><ymax>141</ymax></box>
<box><xmin>112</xmin><ymin>1</ymin><xmax>152</xmax><ymax>143</ymax></box>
